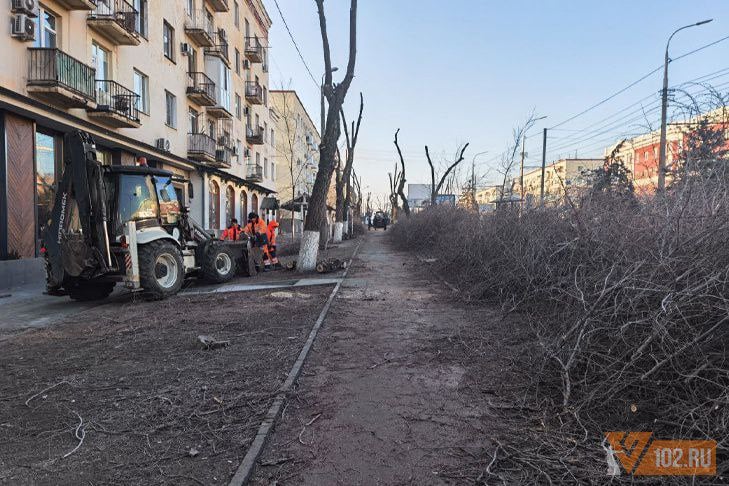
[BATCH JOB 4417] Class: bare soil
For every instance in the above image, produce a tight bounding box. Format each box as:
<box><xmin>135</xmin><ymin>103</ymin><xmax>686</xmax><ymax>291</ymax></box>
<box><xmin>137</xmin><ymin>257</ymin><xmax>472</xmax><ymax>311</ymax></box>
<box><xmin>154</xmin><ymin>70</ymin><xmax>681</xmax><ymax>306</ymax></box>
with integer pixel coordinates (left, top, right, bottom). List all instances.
<box><xmin>0</xmin><ymin>285</ymin><xmax>335</xmax><ymax>485</ymax></box>
<box><xmin>251</xmin><ymin>231</ymin><xmax>531</xmax><ymax>485</ymax></box>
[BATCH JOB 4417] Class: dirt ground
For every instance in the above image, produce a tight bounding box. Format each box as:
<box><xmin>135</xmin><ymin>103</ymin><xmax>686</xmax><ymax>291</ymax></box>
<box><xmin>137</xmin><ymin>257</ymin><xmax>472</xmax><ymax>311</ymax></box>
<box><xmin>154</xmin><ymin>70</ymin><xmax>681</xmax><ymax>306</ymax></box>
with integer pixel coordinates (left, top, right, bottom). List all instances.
<box><xmin>0</xmin><ymin>285</ymin><xmax>335</xmax><ymax>485</ymax></box>
<box><xmin>251</xmin><ymin>231</ymin><xmax>530</xmax><ymax>485</ymax></box>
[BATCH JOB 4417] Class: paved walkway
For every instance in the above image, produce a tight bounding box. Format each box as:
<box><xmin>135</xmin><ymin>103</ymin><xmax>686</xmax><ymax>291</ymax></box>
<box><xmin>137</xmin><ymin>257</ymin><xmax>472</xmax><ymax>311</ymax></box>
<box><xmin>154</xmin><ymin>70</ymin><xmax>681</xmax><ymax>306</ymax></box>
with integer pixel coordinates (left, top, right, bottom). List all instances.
<box><xmin>252</xmin><ymin>231</ymin><xmax>490</xmax><ymax>485</ymax></box>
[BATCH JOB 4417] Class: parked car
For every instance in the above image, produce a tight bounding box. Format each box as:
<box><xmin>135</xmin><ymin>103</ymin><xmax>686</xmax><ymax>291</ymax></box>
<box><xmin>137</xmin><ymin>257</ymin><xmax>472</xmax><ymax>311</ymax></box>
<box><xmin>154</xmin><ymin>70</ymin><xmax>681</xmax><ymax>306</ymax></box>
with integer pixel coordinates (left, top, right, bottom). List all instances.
<box><xmin>370</xmin><ymin>211</ymin><xmax>389</xmax><ymax>230</ymax></box>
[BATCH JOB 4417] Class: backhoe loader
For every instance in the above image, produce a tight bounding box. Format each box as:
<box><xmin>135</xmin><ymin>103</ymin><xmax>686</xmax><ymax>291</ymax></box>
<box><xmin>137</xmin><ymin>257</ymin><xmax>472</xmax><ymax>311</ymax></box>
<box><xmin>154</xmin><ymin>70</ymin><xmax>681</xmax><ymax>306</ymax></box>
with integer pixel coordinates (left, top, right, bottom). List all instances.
<box><xmin>43</xmin><ymin>131</ymin><xmax>245</xmax><ymax>301</ymax></box>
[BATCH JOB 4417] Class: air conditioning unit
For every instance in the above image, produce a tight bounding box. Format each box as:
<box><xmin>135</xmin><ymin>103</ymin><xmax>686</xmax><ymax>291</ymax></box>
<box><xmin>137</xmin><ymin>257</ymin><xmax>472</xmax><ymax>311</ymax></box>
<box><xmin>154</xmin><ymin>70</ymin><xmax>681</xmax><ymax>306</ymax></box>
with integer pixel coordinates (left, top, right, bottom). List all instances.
<box><xmin>243</xmin><ymin>60</ymin><xmax>251</xmax><ymax>70</ymax></box>
<box><xmin>11</xmin><ymin>14</ymin><xmax>35</xmax><ymax>41</ymax></box>
<box><xmin>11</xmin><ymin>0</ymin><xmax>38</xmax><ymax>17</ymax></box>
<box><xmin>156</xmin><ymin>138</ymin><xmax>171</xmax><ymax>152</ymax></box>
<box><xmin>231</xmin><ymin>146</ymin><xmax>239</xmax><ymax>156</ymax></box>
<box><xmin>218</xmin><ymin>28</ymin><xmax>227</xmax><ymax>40</ymax></box>
<box><xmin>243</xmin><ymin>107</ymin><xmax>250</xmax><ymax>115</ymax></box>
<box><xmin>180</xmin><ymin>43</ymin><xmax>192</xmax><ymax>56</ymax></box>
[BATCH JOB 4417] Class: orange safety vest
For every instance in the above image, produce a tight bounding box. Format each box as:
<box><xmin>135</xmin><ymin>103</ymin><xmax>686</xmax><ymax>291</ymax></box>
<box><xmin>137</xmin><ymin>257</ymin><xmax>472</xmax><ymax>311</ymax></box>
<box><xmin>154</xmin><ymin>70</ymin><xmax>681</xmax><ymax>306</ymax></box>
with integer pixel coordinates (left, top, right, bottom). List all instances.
<box><xmin>267</xmin><ymin>221</ymin><xmax>279</xmax><ymax>246</ymax></box>
<box><xmin>221</xmin><ymin>224</ymin><xmax>243</xmax><ymax>241</ymax></box>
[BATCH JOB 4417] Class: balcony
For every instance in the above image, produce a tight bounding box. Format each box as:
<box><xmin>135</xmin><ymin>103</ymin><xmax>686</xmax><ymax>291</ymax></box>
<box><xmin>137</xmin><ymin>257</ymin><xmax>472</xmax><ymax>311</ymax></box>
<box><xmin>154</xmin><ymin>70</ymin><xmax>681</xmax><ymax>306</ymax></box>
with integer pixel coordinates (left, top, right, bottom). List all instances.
<box><xmin>245</xmin><ymin>82</ymin><xmax>264</xmax><ymax>105</ymax></box>
<box><xmin>246</xmin><ymin>164</ymin><xmax>263</xmax><ymax>182</ymax></box>
<box><xmin>204</xmin><ymin>31</ymin><xmax>230</xmax><ymax>67</ymax></box>
<box><xmin>188</xmin><ymin>133</ymin><xmax>217</xmax><ymax>164</ymax></box>
<box><xmin>55</xmin><ymin>0</ymin><xmax>96</xmax><ymax>9</ymax></box>
<box><xmin>87</xmin><ymin>80</ymin><xmax>141</xmax><ymax>128</ymax></box>
<box><xmin>184</xmin><ymin>10</ymin><xmax>215</xmax><ymax>47</ymax></box>
<box><xmin>87</xmin><ymin>0</ymin><xmax>140</xmax><ymax>46</ymax></box>
<box><xmin>244</xmin><ymin>37</ymin><xmax>264</xmax><ymax>63</ymax></box>
<box><xmin>186</xmin><ymin>72</ymin><xmax>216</xmax><ymax>106</ymax></box>
<box><xmin>205</xmin><ymin>0</ymin><xmax>229</xmax><ymax>12</ymax></box>
<box><xmin>213</xmin><ymin>146</ymin><xmax>233</xmax><ymax>169</ymax></box>
<box><xmin>246</xmin><ymin>125</ymin><xmax>264</xmax><ymax>145</ymax></box>
<box><xmin>27</xmin><ymin>48</ymin><xmax>96</xmax><ymax>109</ymax></box>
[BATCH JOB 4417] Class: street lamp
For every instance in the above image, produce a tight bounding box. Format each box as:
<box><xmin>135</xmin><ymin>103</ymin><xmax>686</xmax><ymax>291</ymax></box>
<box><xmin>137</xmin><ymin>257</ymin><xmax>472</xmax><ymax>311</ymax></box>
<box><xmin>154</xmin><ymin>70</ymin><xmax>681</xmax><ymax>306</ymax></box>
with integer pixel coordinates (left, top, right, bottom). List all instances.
<box><xmin>321</xmin><ymin>67</ymin><xmax>339</xmax><ymax>135</ymax></box>
<box><xmin>657</xmin><ymin>19</ymin><xmax>713</xmax><ymax>192</ymax></box>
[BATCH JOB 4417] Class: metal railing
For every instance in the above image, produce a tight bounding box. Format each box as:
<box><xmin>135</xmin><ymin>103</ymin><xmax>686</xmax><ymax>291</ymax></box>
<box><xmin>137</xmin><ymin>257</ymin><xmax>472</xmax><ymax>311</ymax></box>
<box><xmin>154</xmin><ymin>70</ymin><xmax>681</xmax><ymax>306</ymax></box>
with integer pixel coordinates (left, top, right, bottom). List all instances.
<box><xmin>245</xmin><ymin>81</ymin><xmax>262</xmax><ymax>100</ymax></box>
<box><xmin>185</xmin><ymin>10</ymin><xmax>215</xmax><ymax>39</ymax></box>
<box><xmin>205</xmin><ymin>30</ymin><xmax>229</xmax><ymax>62</ymax></box>
<box><xmin>215</xmin><ymin>146</ymin><xmax>233</xmax><ymax>166</ymax></box>
<box><xmin>246</xmin><ymin>125</ymin><xmax>264</xmax><ymax>143</ymax></box>
<box><xmin>245</xmin><ymin>36</ymin><xmax>263</xmax><ymax>60</ymax></box>
<box><xmin>94</xmin><ymin>80</ymin><xmax>140</xmax><ymax>122</ymax></box>
<box><xmin>186</xmin><ymin>72</ymin><xmax>216</xmax><ymax>102</ymax></box>
<box><xmin>89</xmin><ymin>0</ymin><xmax>139</xmax><ymax>35</ymax></box>
<box><xmin>188</xmin><ymin>132</ymin><xmax>217</xmax><ymax>159</ymax></box>
<box><xmin>27</xmin><ymin>48</ymin><xmax>96</xmax><ymax>101</ymax></box>
<box><xmin>247</xmin><ymin>164</ymin><xmax>263</xmax><ymax>179</ymax></box>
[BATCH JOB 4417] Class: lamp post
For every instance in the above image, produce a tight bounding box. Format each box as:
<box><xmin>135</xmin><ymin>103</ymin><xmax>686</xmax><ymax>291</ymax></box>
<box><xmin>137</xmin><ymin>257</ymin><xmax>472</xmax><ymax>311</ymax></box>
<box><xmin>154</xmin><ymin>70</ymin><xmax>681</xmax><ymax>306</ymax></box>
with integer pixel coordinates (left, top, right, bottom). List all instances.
<box><xmin>657</xmin><ymin>19</ymin><xmax>712</xmax><ymax>192</ymax></box>
<box><xmin>320</xmin><ymin>67</ymin><xmax>339</xmax><ymax>135</ymax></box>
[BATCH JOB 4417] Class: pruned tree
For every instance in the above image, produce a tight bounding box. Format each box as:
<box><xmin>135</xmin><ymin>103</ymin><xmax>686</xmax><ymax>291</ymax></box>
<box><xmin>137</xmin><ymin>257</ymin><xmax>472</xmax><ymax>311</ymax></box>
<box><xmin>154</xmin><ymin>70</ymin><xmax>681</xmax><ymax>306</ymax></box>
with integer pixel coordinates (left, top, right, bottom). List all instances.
<box><xmin>393</xmin><ymin>129</ymin><xmax>410</xmax><ymax>217</ymax></box>
<box><xmin>388</xmin><ymin>162</ymin><xmax>402</xmax><ymax>221</ymax></box>
<box><xmin>497</xmin><ymin>111</ymin><xmax>540</xmax><ymax>201</ymax></box>
<box><xmin>425</xmin><ymin>143</ymin><xmax>470</xmax><ymax>205</ymax></box>
<box><xmin>333</xmin><ymin>92</ymin><xmax>363</xmax><ymax>242</ymax></box>
<box><xmin>298</xmin><ymin>0</ymin><xmax>358</xmax><ymax>271</ymax></box>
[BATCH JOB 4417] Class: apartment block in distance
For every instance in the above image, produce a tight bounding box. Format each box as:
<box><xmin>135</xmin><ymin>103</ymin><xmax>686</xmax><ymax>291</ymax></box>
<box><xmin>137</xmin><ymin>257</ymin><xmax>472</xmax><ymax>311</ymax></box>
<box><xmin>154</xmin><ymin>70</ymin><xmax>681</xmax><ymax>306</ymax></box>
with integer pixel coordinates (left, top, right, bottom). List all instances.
<box><xmin>270</xmin><ymin>90</ymin><xmax>320</xmax><ymax>235</ymax></box>
<box><xmin>516</xmin><ymin>158</ymin><xmax>603</xmax><ymax>206</ymax></box>
<box><xmin>0</xmin><ymin>0</ymin><xmax>275</xmax><ymax>271</ymax></box>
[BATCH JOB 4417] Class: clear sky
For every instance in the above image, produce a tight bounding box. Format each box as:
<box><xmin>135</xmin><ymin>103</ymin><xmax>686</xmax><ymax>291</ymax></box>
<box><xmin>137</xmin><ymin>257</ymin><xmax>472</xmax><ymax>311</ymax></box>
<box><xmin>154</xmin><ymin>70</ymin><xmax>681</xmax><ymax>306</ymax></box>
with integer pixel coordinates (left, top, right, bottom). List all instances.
<box><xmin>266</xmin><ymin>1</ymin><xmax>729</xmax><ymax>199</ymax></box>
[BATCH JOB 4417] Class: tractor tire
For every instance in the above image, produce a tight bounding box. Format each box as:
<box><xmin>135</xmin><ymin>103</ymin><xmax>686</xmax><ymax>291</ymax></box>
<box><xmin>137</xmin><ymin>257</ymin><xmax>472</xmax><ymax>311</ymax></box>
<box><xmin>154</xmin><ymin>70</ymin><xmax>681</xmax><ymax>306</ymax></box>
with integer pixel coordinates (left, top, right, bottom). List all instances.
<box><xmin>67</xmin><ymin>281</ymin><xmax>116</xmax><ymax>302</ymax></box>
<box><xmin>202</xmin><ymin>244</ymin><xmax>238</xmax><ymax>283</ymax></box>
<box><xmin>138</xmin><ymin>240</ymin><xmax>184</xmax><ymax>300</ymax></box>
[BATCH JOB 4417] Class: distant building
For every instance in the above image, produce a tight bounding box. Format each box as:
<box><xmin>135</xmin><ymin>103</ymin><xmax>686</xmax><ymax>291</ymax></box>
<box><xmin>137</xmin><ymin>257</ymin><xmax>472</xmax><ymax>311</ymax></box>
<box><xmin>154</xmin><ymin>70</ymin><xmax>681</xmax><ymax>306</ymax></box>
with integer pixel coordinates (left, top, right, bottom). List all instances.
<box><xmin>515</xmin><ymin>159</ymin><xmax>603</xmax><ymax>206</ymax></box>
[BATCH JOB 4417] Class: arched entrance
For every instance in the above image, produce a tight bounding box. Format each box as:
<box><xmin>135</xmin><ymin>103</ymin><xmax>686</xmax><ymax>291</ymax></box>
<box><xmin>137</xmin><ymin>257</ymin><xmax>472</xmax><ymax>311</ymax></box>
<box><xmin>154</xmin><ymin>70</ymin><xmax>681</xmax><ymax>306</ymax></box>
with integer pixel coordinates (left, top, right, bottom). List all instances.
<box><xmin>209</xmin><ymin>180</ymin><xmax>220</xmax><ymax>229</ymax></box>
<box><xmin>240</xmin><ymin>190</ymin><xmax>248</xmax><ymax>220</ymax></box>
<box><xmin>225</xmin><ymin>185</ymin><xmax>235</xmax><ymax>225</ymax></box>
<box><xmin>251</xmin><ymin>193</ymin><xmax>259</xmax><ymax>215</ymax></box>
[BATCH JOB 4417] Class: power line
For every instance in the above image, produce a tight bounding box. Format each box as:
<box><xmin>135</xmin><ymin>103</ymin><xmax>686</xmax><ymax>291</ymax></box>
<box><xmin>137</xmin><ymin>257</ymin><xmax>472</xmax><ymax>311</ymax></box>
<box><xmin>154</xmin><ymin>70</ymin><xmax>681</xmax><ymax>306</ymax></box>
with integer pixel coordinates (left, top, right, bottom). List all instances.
<box><xmin>272</xmin><ymin>0</ymin><xmax>320</xmax><ymax>89</ymax></box>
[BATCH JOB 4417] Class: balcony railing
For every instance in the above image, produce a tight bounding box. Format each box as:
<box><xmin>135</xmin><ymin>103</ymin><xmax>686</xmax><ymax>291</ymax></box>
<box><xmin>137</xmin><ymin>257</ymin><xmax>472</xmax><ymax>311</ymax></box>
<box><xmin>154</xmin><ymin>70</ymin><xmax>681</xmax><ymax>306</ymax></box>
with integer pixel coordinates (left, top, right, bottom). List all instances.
<box><xmin>246</xmin><ymin>125</ymin><xmax>264</xmax><ymax>145</ymax></box>
<box><xmin>205</xmin><ymin>0</ymin><xmax>229</xmax><ymax>12</ymax></box>
<box><xmin>244</xmin><ymin>36</ymin><xmax>264</xmax><ymax>63</ymax></box>
<box><xmin>87</xmin><ymin>0</ymin><xmax>140</xmax><ymax>45</ymax></box>
<box><xmin>186</xmin><ymin>72</ymin><xmax>216</xmax><ymax>106</ymax></box>
<box><xmin>89</xmin><ymin>80</ymin><xmax>140</xmax><ymax>126</ymax></box>
<box><xmin>245</xmin><ymin>81</ymin><xmax>263</xmax><ymax>105</ymax></box>
<box><xmin>27</xmin><ymin>48</ymin><xmax>96</xmax><ymax>104</ymax></box>
<box><xmin>214</xmin><ymin>146</ymin><xmax>233</xmax><ymax>168</ymax></box>
<box><xmin>184</xmin><ymin>10</ymin><xmax>215</xmax><ymax>47</ymax></box>
<box><xmin>246</xmin><ymin>164</ymin><xmax>263</xmax><ymax>181</ymax></box>
<box><xmin>204</xmin><ymin>31</ymin><xmax>229</xmax><ymax>64</ymax></box>
<box><xmin>188</xmin><ymin>132</ymin><xmax>217</xmax><ymax>162</ymax></box>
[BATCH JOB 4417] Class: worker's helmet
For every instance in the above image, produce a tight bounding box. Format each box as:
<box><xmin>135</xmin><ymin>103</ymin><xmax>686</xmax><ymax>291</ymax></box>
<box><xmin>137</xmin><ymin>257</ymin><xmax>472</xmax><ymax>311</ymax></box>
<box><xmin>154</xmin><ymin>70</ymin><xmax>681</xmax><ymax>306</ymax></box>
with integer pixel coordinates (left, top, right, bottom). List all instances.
<box><xmin>248</xmin><ymin>212</ymin><xmax>258</xmax><ymax>220</ymax></box>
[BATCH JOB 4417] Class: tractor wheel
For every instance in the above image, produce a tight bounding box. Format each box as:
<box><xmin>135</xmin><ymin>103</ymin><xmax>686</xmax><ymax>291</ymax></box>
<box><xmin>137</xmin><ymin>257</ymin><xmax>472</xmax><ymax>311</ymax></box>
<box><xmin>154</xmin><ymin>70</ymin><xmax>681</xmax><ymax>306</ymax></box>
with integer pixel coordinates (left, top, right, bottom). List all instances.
<box><xmin>138</xmin><ymin>240</ymin><xmax>184</xmax><ymax>300</ymax></box>
<box><xmin>67</xmin><ymin>281</ymin><xmax>116</xmax><ymax>302</ymax></box>
<box><xmin>202</xmin><ymin>244</ymin><xmax>238</xmax><ymax>283</ymax></box>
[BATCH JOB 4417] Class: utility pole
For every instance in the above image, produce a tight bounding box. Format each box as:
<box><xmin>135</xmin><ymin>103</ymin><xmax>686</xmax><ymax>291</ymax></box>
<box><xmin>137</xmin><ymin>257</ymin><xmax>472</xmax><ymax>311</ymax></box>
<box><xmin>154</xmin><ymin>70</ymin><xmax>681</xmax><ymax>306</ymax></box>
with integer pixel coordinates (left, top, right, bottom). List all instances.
<box><xmin>519</xmin><ymin>135</ymin><xmax>526</xmax><ymax>209</ymax></box>
<box><xmin>657</xmin><ymin>19</ymin><xmax>712</xmax><ymax>193</ymax></box>
<box><xmin>540</xmin><ymin>127</ymin><xmax>547</xmax><ymax>206</ymax></box>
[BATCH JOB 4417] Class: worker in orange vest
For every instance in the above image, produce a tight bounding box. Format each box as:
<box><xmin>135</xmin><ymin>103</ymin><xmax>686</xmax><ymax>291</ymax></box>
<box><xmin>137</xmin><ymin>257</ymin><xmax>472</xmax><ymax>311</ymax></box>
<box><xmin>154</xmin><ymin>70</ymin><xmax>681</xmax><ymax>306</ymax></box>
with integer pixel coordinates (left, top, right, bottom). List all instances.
<box><xmin>244</xmin><ymin>212</ymin><xmax>268</xmax><ymax>274</ymax></box>
<box><xmin>264</xmin><ymin>220</ymin><xmax>280</xmax><ymax>268</ymax></box>
<box><xmin>221</xmin><ymin>218</ymin><xmax>243</xmax><ymax>241</ymax></box>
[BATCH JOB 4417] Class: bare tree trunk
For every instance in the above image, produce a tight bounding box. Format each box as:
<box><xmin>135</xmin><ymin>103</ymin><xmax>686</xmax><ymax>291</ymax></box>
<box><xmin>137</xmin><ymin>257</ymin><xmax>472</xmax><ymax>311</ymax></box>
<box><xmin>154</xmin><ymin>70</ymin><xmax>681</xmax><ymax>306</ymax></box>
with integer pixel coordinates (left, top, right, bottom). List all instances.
<box><xmin>425</xmin><ymin>143</ymin><xmax>470</xmax><ymax>205</ymax></box>
<box><xmin>394</xmin><ymin>129</ymin><xmax>410</xmax><ymax>217</ymax></box>
<box><xmin>298</xmin><ymin>0</ymin><xmax>358</xmax><ymax>271</ymax></box>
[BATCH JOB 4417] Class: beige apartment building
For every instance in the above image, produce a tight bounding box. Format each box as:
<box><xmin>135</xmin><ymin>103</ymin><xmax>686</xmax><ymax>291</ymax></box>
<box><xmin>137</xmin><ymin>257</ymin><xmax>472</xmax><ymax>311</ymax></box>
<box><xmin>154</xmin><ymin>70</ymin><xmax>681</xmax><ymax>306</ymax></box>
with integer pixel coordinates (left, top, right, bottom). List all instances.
<box><xmin>0</xmin><ymin>0</ymin><xmax>275</xmax><ymax>262</ymax></box>
<box><xmin>515</xmin><ymin>158</ymin><xmax>603</xmax><ymax>206</ymax></box>
<box><xmin>269</xmin><ymin>90</ymin><xmax>319</xmax><ymax>235</ymax></box>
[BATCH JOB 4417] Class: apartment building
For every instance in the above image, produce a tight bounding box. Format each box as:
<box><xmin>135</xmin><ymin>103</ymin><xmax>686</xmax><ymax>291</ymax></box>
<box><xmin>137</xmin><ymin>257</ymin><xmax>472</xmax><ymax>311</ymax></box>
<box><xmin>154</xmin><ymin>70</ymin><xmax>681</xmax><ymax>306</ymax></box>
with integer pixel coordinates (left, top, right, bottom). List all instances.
<box><xmin>516</xmin><ymin>158</ymin><xmax>603</xmax><ymax>206</ymax></box>
<box><xmin>0</xmin><ymin>0</ymin><xmax>274</xmax><ymax>262</ymax></box>
<box><xmin>269</xmin><ymin>90</ymin><xmax>320</xmax><ymax>235</ymax></box>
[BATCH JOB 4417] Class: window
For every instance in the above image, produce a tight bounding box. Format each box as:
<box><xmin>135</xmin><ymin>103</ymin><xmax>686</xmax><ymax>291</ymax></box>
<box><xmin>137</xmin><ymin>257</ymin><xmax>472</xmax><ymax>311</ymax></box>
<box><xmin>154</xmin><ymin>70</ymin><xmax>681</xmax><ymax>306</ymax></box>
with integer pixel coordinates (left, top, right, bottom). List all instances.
<box><xmin>225</xmin><ymin>186</ymin><xmax>235</xmax><ymax>225</ymax></box>
<box><xmin>234</xmin><ymin>1</ymin><xmax>240</xmax><ymax>28</ymax></box>
<box><xmin>263</xmin><ymin>86</ymin><xmax>267</xmax><ymax>106</ymax></box>
<box><xmin>133</xmin><ymin>69</ymin><xmax>149</xmax><ymax>114</ymax></box>
<box><xmin>263</xmin><ymin>122</ymin><xmax>268</xmax><ymax>143</ymax></box>
<box><xmin>235</xmin><ymin>48</ymin><xmax>240</xmax><ymax>75</ymax></box>
<box><xmin>163</xmin><ymin>21</ymin><xmax>175</xmax><ymax>61</ymax></box>
<box><xmin>34</xmin><ymin>7</ymin><xmax>58</xmax><ymax>48</ymax></box>
<box><xmin>271</xmin><ymin>163</ymin><xmax>275</xmax><ymax>181</ymax></box>
<box><xmin>235</xmin><ymin>94</ymin><xmax>242</xmax><ymax>120</ymax></box>
<box><xmin>91</xmin><ymin>42</ymin><xmax>110</xmax><ymax>81</ymax></box>
<box><xmin>236</xmin><ymin>139</ymin><xmax>242</xmax><ymax>162</ymax></box>
<box><xmin>240</xmin><ymin>191</ymin><xmax>248</xmax><ymax>219</ymax></box>
<box><xmin>270</xmin><ymin>128</ymin><xmax>275</xmax><ymax>147</ymax></box>
<box><xmin>209</xmin><ymin>180</ymin><xmax>220</xmax><ymax>229</ymax></box>
<box><xmin>185</xmin><ymin>0</ymin><xmax>194</xmax><ymax>15</ymax></box>
<box><xmin>133</xmin><ymin>0</ymin><xmax>148</xmax><ymax>36</ymax></box>
<box><xmin>189</xmin><ymin>108</ymin><xmax>199</xmax><ymax>133</ymax></box>
<box><xmin>165</xmin><ymin>91</ymin><xmax>177</xmax><ymax>128</ymax></box>
<box><xmin>35</xmin><ymin>131</ymin><xmax>60</xmax><ymax>247</ymax></box>
<box><xmin>264</xmin><ymin>158</ymin><xmax>268</xmax><ymax>178</ymax></box>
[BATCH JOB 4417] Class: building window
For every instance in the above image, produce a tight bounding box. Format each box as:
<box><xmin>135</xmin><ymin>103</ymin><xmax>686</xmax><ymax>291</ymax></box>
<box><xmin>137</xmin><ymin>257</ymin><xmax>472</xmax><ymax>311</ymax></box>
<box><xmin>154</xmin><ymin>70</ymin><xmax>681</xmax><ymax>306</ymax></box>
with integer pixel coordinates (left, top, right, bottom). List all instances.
<box><xmin>185</xmin><ymin>0</ymin><xmax>194</xmax><ymax>15</ymax></box>
<box><xmin>251</xmin><ymin>193</ymin><xmax>259</xmax><ymax>215</ymax></box>
<box><xmin>133</xmin><ymin>69</ymin><xmax>149</xmax><ymax>114</ymax></box>
<box><xmin>165</xmin><ymin>91</ymin><xmax>177</xmax><ymax>128</ymax></box>
<box><xmin>236</xmin><ymin>139</ymin><xmax>242</xmax><ymax>162</ymax></box>
<box><xmin>226</xmin><ymin>186</ymin><xmax>235</xmax><ymax>225</ymax></box>
<box><xmin>35</xmin><ymin>131</ymin><xmax>60</xmax><ymax>246</ymax></box>
<box><xmin>235</xmin><ymin>94</ymin><xmax>242</xmax><ymax>120</ymax></box>
<box><xmin>209</xmin><ymin>180</ymin><xmax>220</xmax><ymax>229</ymax></box>
<box><xmin>240</xmin><ymin>190</ymin><xmax>248</xmax><ymax>219</ymax></box>
<box><xmin>270</xmin><ymin>128</ymin><xmax>274</xmax><ymax>147</ymax></box>
<box><xmin>189</xmin><ymin>108</ymin><xmax>199</xmax><ymax>133</ymax></box>
<box><xmin>234</xmin><ymin>1</ymin><xmax>240</xmax><ymax>28</ymax></box>
<box><xmin>34</xmin><ymin>7</ymin><xmax>58</xmax><ymax>48</ymax></box>
<box><xmin>133</xmin><ymin>0</ymin><xmax>148</xmax><ymax>37</ymax></box>
<box><xmin>264</xmin><ymin>158</ymin><xmax>268</xmax><ymax>178</ymax></box>
<box><xmin>163</xmin><ymin>21</ymin><xmax>175</xmax><ymax>61</ymax></box>
<box><xmin>235</xmin><ymin>48</ymin><xmax>240</xmax><ymax>75</ymax></box>
<box><xmin>263</xmin><ymin>86</ymin><xmax>267</xmax><ymax>106</ymax></box>
<box><xmin>263</xmin><ymin>122</ymin><xmax>268</xmax><ymax>143</ymax></box>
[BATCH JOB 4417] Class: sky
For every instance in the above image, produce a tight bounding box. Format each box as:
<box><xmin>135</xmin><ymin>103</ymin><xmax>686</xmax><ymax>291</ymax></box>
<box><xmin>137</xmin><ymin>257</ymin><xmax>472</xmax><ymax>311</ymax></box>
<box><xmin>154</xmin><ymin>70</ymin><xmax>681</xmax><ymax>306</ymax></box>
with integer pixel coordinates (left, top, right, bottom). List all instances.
<box><xmin>265</xmin><ymin>0</ymin><xmax>729</xmax><ymax>200</ymax></box>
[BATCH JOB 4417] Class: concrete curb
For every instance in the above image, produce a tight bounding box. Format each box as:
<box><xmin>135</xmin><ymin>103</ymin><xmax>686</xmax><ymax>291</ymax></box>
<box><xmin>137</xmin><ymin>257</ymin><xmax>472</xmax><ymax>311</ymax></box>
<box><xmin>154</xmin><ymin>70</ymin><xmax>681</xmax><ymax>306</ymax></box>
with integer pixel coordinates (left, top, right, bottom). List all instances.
<box><xmin>228</xmin><ymin>240</ymin><xmax>363</xmax><ymax>486</ymax></box>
